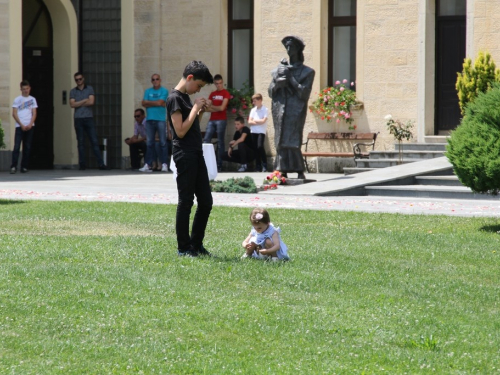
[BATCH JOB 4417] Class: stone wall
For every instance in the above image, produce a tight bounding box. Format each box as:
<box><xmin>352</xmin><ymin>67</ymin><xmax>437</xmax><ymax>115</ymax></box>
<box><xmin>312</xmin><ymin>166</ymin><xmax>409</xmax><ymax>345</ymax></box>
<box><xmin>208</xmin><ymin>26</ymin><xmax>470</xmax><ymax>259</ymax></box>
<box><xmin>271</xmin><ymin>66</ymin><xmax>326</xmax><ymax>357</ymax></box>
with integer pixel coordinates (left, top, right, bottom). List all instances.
<box><xmin>470</xmin><ymin>0</ymin><xmax>500</xmax><ymax>62</ymax></box>
<box><xmin>360</xmin><ymin>0</ymin><xmax>420</xmax><ymax>150</ymax></box>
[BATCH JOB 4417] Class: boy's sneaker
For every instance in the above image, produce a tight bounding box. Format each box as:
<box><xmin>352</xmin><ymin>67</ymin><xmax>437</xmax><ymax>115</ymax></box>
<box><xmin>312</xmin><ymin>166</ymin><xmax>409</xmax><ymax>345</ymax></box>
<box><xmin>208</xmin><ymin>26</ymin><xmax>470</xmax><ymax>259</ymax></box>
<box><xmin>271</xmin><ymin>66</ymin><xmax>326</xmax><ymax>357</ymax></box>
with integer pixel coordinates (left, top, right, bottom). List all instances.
<box><xmin>10</xmin><ymin>167</ymin><xmax>16</xmax><ymax>174</ymax></box>
<box><xmin>161</xmin><ymin>163</ymin><xmax>169</xmax><ymax>172</ymax></box>
<box><xmin>271</xmin><ymin>257</ymin><xmax>280</xmax><ymax>262</ymax></box>
<box><xmin>139</xmin><ymin>163</ymin><xmax>152</xmax><ymax>173</ymax></box>
<box><xmin>21</xmin><ymin>168</ymin><xmax>28</xmax><ymax>173</ymax></box>
<box><xmin>237</xmin><ymin>164</ymin><xmax>247</xmax><ymax>172</ymax></box>
<box><xmin>262</xmin><ymin>167</ymin><xmax>267</xmax><ymax>172</ymax></box>
<box><xmin>197</xmin><ymin>245</ymin><xmax>213</xmax><ymax>257</ymax></box>
<box><xmin>177</xmin><ymin>249</ymin><xmax>198</xmax><ymax>257</ymax></box>
<box><xmin>241</xmin><ymin>253</ymin><xmax>250</xmax><ymax>259</ymax></box>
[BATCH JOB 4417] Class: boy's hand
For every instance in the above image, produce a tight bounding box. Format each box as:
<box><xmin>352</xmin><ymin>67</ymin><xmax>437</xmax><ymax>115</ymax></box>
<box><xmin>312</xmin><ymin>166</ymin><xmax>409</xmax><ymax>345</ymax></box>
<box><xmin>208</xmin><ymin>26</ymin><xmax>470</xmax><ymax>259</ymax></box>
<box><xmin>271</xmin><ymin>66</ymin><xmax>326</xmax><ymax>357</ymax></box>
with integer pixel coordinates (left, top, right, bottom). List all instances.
<box><xmin>193</xmin><ymin>97</ymin><xmax>206</xmax><ymax>112</ymax></box>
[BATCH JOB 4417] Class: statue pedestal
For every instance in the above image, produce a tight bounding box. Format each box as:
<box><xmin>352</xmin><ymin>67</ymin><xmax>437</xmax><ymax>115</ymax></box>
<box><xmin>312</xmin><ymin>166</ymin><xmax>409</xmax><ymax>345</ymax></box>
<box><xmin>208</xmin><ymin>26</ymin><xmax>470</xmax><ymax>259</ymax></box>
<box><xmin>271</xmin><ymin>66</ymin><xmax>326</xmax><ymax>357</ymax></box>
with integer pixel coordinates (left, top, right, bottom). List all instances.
<box><xmin>285</xmin><ymin>178</ymin><xmax>316</xmax><ymax>185</ymax></box>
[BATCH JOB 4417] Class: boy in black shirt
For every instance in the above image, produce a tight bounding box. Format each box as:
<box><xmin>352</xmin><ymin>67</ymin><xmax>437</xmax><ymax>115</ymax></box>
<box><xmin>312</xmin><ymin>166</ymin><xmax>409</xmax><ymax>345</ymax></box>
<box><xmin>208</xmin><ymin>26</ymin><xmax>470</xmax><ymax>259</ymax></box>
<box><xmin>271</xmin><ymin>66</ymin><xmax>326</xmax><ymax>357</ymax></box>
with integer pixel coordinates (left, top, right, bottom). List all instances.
<box><xmin>166</xmin><ymin>61</ymin><xmax>214</xmax><ymax>257</ymax></box>
<box><xmin>221</xmin><ymin>116</ymin><xmax>255</xmax><ymax>172</ymax></box>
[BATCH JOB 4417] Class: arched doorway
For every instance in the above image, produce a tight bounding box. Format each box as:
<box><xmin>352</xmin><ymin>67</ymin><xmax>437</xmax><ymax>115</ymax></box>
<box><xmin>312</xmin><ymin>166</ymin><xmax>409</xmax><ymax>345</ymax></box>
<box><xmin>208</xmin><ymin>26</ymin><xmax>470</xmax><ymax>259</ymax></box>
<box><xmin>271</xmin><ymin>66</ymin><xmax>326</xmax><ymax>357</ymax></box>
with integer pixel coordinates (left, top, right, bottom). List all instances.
<box><xmin>23</xmin><ymin>0</ymin><xmax>54</xmax><ymax>169</ymax></box>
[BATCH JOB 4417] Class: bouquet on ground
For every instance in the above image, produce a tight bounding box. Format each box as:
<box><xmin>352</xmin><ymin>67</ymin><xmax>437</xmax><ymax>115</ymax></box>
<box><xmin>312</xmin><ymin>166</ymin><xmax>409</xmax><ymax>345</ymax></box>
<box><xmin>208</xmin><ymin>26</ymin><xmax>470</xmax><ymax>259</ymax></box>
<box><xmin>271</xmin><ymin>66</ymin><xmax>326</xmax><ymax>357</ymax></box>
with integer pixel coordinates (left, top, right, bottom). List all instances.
<box><xmin>263</xmin><ymin>171</ymin><xmax>287</xmax><ymax>190</ymax></box>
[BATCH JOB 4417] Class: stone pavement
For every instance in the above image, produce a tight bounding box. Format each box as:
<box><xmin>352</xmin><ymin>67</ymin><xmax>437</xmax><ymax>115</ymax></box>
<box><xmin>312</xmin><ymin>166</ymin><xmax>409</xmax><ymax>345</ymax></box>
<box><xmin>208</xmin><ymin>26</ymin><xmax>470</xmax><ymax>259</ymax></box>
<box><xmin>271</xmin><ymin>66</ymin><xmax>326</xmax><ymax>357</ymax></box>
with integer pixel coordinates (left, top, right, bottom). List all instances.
<box><xmin>1</xmin><ymin>169</ymin><xmax>500</xmax><ymax>217</ymax></box>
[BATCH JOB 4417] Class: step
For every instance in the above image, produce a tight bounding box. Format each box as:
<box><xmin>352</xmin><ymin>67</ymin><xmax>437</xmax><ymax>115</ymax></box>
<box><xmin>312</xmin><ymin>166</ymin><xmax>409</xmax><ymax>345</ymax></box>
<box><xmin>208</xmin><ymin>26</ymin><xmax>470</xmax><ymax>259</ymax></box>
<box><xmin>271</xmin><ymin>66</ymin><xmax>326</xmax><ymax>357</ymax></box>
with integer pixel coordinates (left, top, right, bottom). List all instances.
<box><xmin>369</xmin><ymin>150</ymin><xmax>445</xmax><ymax>160</ymax></box>
<box><xmin>355</xmin><ymin>158</ymin><xmax>419</xmax><ymax>168</ymax></box>
<box><xmin>415</xmin><ymin>175</ymin><xmax>463</xmax><ymax>187</ymax></box>
<box><xmin>343</xmin><ymin>167</ymin><xmax>379</xmax><ymax>175</ymax></box>
<box><xmin>394</xmin><ymin>143</ymin><xmax>447</xmax><ymax>151</ymax></box>
<box><xmin>364</xmin><ymin>185</ymin><xmax>500</xmax><ymax>200</ymax></box>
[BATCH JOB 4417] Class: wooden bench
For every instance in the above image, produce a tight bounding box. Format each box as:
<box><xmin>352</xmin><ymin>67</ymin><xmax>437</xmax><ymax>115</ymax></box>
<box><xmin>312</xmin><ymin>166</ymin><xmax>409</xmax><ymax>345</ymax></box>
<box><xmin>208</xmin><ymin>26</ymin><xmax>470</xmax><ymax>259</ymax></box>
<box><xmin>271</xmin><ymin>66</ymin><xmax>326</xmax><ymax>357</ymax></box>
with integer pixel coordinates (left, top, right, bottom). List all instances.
<box><xmin>302</xmin><ymin>132</ymin><xmax>378</xmax><ymax>172</ymax></box>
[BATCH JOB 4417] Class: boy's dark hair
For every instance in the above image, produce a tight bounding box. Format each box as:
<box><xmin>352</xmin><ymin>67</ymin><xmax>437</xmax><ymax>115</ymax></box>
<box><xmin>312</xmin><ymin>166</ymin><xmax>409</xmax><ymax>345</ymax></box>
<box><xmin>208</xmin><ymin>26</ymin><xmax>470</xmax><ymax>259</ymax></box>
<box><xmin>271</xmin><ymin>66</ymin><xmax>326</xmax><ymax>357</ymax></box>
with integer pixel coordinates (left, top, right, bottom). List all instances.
<box><xmin>74</xmin><ymin>71</ymin><xmax>84</xmax><ymax>78</ymax></box>
<box><xmin>182</xmin><ymin>61</ymin><xmax>214</xmax><ymax>84</ymax></box>
<box><xmin>20</xmin><ymin>80</ymin><xmax>30</xmax><ymax>88</ymax></box>
<box><xmin>235</xmin><ymin>116</ymin><xmax>245</xmax><ymax>124</ymax></box>
<box><xmin>135</xmin><ymin>108</ymin><xmax>145</xmax><ymax>115</ymax></box>
<box><xmin>250</xmin><ymin>207</ymin><xmax>270</xmax><ymax>224</ymax></box>
<box><xmin>213</xmin><ymin>74</ymin><xmax>223</xmax><ymax>81</ymax></box>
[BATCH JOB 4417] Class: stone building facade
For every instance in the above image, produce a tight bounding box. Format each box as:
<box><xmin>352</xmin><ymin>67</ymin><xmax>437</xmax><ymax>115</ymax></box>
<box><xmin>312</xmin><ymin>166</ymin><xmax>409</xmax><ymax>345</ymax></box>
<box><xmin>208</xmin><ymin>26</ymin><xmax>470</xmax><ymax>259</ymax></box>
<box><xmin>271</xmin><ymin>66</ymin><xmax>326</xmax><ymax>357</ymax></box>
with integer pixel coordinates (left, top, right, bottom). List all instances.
<box><xmin>1</xmin><ymin>0</ymin><xmax>499</xmax><ymax>170</ymax></box>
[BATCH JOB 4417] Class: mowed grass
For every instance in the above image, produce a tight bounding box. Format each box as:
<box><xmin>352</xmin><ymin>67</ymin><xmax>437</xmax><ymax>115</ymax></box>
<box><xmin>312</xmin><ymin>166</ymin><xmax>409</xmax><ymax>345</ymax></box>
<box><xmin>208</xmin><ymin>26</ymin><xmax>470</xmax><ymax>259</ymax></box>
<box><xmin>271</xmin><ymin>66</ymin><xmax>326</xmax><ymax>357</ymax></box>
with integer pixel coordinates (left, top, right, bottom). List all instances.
<box><xmin>0</xmin><ymin>199</ymin><xmax>499</xmax><ymax>374</ymax></box>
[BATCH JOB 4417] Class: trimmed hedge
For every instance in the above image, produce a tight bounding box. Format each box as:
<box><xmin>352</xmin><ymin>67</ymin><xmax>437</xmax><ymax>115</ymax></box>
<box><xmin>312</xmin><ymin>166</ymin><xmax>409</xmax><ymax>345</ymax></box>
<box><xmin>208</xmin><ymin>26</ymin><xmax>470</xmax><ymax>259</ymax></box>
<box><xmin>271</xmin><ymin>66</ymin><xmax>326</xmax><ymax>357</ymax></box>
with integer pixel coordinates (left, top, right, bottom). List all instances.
<box><xmin>210</xmin><ymin>176</ymin><xmax>257</xmax><ymax>194</ymax></box>
<box><xmin>446</xmin><ymin>84</ymin><xmax>500</xmax><ymax>194</ymax></box>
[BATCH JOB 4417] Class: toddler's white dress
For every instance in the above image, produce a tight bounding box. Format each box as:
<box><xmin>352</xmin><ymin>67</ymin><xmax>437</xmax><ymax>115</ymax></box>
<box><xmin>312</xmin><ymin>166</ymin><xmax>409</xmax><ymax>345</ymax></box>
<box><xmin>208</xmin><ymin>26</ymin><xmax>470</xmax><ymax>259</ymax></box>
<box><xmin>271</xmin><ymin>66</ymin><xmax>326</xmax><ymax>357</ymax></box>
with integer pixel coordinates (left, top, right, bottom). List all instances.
<box><xmin>250</xmin><ymin>223</ymin><xmax>289</xmax><ymax>260</ymax></box>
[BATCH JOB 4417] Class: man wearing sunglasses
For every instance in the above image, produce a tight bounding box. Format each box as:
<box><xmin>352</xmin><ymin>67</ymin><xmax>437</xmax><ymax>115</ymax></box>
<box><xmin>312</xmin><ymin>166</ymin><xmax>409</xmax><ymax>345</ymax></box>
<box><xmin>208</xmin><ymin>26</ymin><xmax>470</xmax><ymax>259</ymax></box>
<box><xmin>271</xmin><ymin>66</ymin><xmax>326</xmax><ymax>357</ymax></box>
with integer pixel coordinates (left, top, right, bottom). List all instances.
<box><xmin>140</xmin><ymin>74</ymin><xmax>169</xmax><ymax>172</ymax></box>
<box><xmin>70</xmin><ymin>72</ymin><xmax>109</xmax><ymax>170</ymax></box>
<box><xmin>124</xmin><ymin>108</ymin><xmax>147</xmax><ymax>170</ymax></box>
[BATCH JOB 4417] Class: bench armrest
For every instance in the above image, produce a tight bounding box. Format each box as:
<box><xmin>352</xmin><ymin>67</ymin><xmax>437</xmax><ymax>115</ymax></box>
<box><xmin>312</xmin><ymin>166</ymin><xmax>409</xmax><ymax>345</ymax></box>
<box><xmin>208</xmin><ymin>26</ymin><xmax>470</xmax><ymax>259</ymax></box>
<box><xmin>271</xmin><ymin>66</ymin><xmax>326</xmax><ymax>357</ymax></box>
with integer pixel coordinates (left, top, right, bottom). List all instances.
<box><xmin>353</xmin><ymin>141</ymin><xmax>375</xmax><ymax>159</ymax></box>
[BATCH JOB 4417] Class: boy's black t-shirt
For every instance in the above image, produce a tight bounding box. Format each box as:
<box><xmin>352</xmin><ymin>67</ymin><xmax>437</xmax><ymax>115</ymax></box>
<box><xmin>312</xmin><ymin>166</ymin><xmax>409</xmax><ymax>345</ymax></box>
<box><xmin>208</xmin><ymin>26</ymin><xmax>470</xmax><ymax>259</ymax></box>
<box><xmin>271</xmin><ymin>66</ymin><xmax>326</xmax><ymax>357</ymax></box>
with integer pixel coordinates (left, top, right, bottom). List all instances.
<box><xmin>234</xmin><ymin>126</ymin><xmax>254</xmax><ymax>149</ymax></box>
<box><xmin>166</xmin><ymin>89</ymin><xmax>203</xmax><ymax>153</ymax></box>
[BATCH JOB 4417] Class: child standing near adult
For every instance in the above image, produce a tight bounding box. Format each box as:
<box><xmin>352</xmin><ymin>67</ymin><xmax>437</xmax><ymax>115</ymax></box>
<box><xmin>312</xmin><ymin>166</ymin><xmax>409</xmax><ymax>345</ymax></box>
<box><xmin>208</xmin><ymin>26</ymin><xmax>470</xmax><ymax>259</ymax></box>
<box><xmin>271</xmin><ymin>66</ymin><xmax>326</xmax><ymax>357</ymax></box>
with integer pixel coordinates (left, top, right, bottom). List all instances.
<box><xmin>166</xmin><ymin>61</ymin><xmax>214</xmax><ymax>257</ymax></box>
<box><xmin>241</xmin><ymin>207</ymin><xmax>289</xmax><ymax>261</ymax></box>
<box><xmin>10</xmin><ymin>80</ymin><xmax>37</xmax><ymax>174</ymax></box>
<box><xmin>248</xmin><ymin>93</ymin><xmax>269</xmax><ymax>172</ymax></box>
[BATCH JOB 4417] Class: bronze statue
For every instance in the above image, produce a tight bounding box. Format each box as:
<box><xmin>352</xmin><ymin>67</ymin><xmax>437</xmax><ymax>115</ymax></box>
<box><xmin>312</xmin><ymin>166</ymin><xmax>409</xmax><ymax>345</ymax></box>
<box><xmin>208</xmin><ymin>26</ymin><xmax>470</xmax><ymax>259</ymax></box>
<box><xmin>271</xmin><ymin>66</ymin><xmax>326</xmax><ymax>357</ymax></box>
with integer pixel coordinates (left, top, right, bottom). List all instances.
<box><xmin>268</xmin><ymin>35</ymin><xmax>315</xmax><ymax>179</ymax></box>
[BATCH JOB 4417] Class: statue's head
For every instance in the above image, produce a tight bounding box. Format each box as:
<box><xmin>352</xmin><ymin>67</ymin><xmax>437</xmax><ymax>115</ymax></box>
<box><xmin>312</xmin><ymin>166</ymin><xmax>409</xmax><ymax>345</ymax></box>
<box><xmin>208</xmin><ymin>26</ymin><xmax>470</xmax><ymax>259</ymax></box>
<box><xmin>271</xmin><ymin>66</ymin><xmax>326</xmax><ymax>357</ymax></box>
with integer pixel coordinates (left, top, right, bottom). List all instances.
<box><xmin>281</xmin><ymin>35</ymin><xmax>305</xmax><ymax>62</ymax></box>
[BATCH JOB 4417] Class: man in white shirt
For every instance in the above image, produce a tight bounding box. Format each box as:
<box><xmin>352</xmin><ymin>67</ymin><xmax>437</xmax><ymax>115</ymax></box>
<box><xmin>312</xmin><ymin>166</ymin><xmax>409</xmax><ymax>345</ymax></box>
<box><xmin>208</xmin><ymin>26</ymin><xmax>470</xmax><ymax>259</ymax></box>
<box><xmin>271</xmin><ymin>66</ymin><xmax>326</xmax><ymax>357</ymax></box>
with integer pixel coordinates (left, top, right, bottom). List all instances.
<box><xmin>10</xmin><ymin>80</ymin><xmax>37</xmax><ymax>174</ymax></box>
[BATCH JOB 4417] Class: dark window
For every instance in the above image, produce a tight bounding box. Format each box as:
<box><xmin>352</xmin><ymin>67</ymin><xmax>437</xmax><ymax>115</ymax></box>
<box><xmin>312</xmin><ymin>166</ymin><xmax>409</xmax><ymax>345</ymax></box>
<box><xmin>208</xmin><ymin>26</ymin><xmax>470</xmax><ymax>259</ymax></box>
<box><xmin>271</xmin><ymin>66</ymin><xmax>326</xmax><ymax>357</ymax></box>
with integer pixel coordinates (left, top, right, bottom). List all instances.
<box><xmin>228</xmin><ymin>0</ymin><xmax>254</xmax><ymax>89</ymax></box>
<box><xmin>328</xmin><ymin>0</ymin><xmax>356</xmax><ymax>87</ymax></box>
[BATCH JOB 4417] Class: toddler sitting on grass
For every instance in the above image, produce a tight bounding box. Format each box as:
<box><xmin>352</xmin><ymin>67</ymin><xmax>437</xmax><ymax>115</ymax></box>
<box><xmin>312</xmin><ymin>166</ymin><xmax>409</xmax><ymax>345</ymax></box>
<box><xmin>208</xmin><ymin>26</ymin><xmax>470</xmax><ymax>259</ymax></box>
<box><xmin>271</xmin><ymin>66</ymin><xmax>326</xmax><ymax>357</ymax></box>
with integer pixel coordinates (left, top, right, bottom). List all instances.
<box><xmin>241</xmin><ymin>207</ymin><xmax>289</xmax><ymax>261</ymax></box>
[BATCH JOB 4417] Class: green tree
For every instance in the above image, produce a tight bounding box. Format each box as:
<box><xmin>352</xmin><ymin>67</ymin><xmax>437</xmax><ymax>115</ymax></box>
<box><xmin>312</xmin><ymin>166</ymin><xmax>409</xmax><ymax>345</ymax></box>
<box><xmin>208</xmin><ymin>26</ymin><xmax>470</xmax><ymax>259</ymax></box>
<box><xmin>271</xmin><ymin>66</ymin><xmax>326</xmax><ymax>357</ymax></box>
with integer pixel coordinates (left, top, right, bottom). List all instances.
<box><xmin>446</xmin><ymin>83</ymin><xmax>500</xmax><ymax>194</ymax></box>
<box><xmin>456</xmin><ymin>51</ymin><xmax>500</xmax><ymax>115</ymax></box>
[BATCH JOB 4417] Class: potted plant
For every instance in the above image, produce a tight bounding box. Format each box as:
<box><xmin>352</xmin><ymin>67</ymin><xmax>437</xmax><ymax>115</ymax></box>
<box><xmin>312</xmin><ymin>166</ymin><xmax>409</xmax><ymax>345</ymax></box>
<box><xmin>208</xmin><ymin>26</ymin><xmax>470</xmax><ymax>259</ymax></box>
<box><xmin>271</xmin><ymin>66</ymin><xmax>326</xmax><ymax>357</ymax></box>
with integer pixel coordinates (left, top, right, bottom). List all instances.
<box><xmin>385</xmin><ymin>114</ymin><xmax>414</xmax><ymax>164</ymax></box>
<box><xmin>310</xmin><ymin>79</ymin><xmax>361</xmax><ymax>130</ymax></box>
<box><xmin>227</xmin><ymin>81</ymin><xmax>254</xmax><ymax>116</ymax></box>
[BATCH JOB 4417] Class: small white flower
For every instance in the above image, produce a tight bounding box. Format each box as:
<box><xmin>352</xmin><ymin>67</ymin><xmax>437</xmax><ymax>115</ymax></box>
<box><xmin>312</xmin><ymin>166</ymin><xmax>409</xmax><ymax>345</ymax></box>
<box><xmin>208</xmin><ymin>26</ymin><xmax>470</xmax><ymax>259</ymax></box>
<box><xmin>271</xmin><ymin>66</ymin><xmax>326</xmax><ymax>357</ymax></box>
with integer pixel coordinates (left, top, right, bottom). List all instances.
<box><xmin>255</xmin><ymin>213</ymin><xmax>263</xmax><ymax>220</ymax></box>
<box><xmin>384</xmin><ymin>114</ymin><xmax>393</xmax><ymax>121</ymax></box>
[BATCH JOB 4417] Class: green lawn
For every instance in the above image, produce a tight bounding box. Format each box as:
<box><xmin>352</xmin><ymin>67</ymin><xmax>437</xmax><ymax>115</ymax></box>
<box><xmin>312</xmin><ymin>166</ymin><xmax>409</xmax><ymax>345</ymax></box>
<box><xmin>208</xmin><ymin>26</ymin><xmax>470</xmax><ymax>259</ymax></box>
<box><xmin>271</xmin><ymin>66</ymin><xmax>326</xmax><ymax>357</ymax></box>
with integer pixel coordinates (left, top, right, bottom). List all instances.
<box><xmin>0</xmin><ymin>199</ymin><xmax>499</xmax><ymax>374</ymax></box>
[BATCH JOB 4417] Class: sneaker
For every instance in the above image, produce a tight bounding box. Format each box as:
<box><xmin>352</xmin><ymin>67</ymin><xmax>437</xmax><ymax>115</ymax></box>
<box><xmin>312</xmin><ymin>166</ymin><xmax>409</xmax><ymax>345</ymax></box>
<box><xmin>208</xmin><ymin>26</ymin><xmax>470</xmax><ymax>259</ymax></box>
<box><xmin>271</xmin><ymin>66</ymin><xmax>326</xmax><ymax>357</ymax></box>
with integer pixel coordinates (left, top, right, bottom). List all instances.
<box><xmin>271</xmin><ymin>257</ymin><xmax>280</xmax><ymax>262</ymax></box>
<box><xmin>241</xmin><ymin>253</ymin><xmax>250</xmax><ymax>259</ymax></box>
<box><xmin>139</xmin><ymin>163</ymin><xmax>152</xmax><ymax>173</ymax></box>
<box><xmin>99</xmin><ymin>164</ymin><xmax>111</xmax><ymax>170</ymax></box>
<box><xmin>197</xmin><ymin>245</ymin><xmax>213</xmax><ymax>257</ymax></box>
<box><xmin>217</xmin><ymin>166</ymin><xmax>222</xmax><ymax>172</ymax></box>
<box><xmin>262</xmin><ymin>167</ymin><xmax>267</xmax><ymax>172</ymax></box>
<box><xmin>21</xmin><ymin>168</ymin><xmax>28</xmax><ymax>173</ymax></box>
<box><xmin>237</xmin><ymin>164</ymin><xmax>247</xmax><ymax>172</ymax></box>
<box><xmin>10</xmin><ymin>167</ymin><xmax>16</xmax><ymax>174</ymax></box>
<box><xmin>79</xmin><ymin>165</ymin><xmax>86</xmax><ymax>171</ymax></box>
<box><xmin>177</xmin><ymin>249</ymin><xmax>198</xmax><ymax>257</ymax></box>
<box><xmin>161</xmin><ymin>163</ymin><xmax>169</xmax><ymax>172</ymax></box>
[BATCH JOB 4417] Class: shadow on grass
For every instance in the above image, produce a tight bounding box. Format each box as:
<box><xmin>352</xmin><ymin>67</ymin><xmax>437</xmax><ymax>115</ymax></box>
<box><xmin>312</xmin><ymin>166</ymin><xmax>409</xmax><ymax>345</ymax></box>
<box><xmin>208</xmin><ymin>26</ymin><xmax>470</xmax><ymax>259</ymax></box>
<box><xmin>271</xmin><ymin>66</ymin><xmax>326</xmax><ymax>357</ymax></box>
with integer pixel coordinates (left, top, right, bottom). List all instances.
<box><xmin>480</xmin><ymin>224</ymin><xmax>500</xmax><ymax>234</ymax></box>
<box><xmin>0</xmin><ymin>199</ymin><xmax>26</xmax><ymax>205</ymax></box>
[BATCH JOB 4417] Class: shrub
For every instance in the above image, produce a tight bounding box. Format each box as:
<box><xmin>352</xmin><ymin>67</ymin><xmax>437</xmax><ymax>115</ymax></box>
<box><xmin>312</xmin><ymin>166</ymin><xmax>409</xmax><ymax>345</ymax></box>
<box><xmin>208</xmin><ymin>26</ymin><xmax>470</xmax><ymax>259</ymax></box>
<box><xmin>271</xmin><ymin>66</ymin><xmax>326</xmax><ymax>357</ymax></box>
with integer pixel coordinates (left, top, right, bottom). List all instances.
<box><xmin>446</xmin><ymin>83</ymin><xmax>500</xmax><ymax>194</ymax></box>
<box><xmin>210</xmin><ymin>176</ymin><xmax>257</xmax><ymax>194</ymax></box>
<box><xmin>456</xmin><ymin>51</ymin><xmax>500</xmax><ymax>115</ymax></box>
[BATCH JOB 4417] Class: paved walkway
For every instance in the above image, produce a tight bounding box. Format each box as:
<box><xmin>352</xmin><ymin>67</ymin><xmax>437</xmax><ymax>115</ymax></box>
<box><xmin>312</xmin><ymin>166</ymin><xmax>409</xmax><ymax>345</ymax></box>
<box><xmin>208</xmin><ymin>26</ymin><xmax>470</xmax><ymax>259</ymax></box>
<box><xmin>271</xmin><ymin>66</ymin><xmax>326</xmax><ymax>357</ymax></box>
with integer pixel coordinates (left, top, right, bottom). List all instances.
<box><xmin>1</xmin><ymin>169</ymin><xmax>500</xmax><ymax>217</ymax></box>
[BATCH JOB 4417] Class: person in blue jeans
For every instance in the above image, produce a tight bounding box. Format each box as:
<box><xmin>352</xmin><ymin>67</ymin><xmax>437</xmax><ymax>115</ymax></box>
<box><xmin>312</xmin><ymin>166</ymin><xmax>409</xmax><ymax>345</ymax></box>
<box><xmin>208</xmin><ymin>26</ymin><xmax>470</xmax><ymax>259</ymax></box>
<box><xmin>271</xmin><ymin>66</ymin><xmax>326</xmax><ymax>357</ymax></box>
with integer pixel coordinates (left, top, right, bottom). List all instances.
<box><xmin>70</xmin><ymin>72</ymin><xmax>109</xmax><ymax>170</ymax></box>
<box><xmin>203</xmin><ymin>74</ymin><xmax>231</xmax><ymax>172</ymax></box>
<box><xmin>166</xmin><ymin>61</ymin><xmax>214</xmax><ymax>257</ymax></box>
<box><xmin>140</xmin><ymin>73</ymin><xmax>169</xmax><ymax>172</ymax></box>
